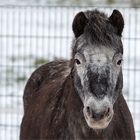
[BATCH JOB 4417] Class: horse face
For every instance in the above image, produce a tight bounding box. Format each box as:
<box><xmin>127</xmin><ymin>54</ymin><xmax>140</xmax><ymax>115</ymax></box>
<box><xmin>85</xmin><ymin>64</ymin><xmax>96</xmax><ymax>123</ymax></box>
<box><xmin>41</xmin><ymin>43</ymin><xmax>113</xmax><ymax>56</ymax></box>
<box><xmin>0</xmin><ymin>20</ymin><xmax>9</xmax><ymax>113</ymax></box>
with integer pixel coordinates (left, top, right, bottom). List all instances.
<box><xmin>72</xmin><ymin>10</ymin><xmax>124</xmax><ymax>129</ymax></box>
<box><xmin>73</xmin><ymin>42</ymin><xmax>123</xmax><ymax>129</ymax></box>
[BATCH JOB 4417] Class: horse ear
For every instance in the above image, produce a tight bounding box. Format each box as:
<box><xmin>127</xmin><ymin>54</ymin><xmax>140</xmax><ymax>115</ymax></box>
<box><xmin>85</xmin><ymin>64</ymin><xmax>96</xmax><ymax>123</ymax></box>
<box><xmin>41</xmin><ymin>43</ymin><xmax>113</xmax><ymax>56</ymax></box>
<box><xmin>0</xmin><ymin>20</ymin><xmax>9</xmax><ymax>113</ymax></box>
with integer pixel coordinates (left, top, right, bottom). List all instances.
<box><xmin>109</xmin><ymin>9</ymin><xmax>124</xmax><ymax>36</ymax></box>
<box><xmin>72</xmin><ymin>12</ymin><xmax>88</xmax><ymax>38</ymax></box>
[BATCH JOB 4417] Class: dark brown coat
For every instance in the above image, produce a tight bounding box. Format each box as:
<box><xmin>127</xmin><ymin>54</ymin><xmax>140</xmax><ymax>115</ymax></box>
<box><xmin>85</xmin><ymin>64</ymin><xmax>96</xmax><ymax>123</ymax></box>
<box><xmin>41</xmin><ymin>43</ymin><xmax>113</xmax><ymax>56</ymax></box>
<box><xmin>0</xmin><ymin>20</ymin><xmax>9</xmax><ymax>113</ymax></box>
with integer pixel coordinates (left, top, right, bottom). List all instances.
<box><xmin>20</xmin><ymin>60</ymin><xmax>135</xmax><ymax>140</ymax></box>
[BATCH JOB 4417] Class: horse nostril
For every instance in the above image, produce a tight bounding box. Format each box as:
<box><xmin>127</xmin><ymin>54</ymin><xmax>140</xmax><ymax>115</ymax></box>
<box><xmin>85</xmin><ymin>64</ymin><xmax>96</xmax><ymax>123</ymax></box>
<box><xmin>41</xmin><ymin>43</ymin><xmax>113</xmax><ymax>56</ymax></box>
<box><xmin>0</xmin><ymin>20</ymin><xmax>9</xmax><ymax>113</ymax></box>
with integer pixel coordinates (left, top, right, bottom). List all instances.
<box><xmin>86</xmin><ymin>106</ymin><xmax>90</xmax><ymax>114</ymax></box>
<box><xmin>105</xmin><ymin>107</ymin><xmax>111</xmax><ymax>116</ymax></box>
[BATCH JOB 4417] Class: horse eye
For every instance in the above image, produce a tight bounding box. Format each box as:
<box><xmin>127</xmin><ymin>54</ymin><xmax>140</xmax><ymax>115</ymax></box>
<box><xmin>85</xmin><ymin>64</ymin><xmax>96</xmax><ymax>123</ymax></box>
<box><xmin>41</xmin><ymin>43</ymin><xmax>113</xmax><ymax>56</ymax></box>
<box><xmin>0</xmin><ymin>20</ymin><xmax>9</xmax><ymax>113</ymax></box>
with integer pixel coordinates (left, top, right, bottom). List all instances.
<box><xmin>117</xmin><ymin>59</ymin><xmax>122</xmax><ymax>66</ymax></box>
<box><xmin>75</xmin><ymin>59</ymin><xmax>81</xmax><ymax>65</ymax></box>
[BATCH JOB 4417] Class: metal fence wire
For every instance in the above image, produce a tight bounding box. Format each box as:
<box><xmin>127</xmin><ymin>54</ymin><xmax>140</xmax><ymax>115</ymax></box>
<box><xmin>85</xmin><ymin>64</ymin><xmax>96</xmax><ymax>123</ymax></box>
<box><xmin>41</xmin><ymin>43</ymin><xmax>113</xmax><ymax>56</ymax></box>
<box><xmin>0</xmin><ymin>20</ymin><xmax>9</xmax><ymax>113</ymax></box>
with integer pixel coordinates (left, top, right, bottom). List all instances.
<box><xmin>0</xmin><ymin>5</ymin><xmax>140</xmax><ymax>140</ymax></box>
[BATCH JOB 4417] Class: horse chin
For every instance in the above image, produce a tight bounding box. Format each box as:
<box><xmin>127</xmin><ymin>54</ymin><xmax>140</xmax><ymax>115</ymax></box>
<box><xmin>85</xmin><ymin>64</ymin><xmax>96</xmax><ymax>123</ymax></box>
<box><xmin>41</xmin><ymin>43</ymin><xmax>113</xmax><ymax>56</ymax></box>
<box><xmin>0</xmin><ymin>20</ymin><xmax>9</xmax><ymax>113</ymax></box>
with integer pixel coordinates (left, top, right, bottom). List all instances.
<box><xmin>86</xmin><ymin>119</ymin><xmax>110</xmax><ymax>130</ymax></box>
<box><xmin>84</xmin><ymin>113</ymin><xmax>113</xmax><ymax>130</ymax></box>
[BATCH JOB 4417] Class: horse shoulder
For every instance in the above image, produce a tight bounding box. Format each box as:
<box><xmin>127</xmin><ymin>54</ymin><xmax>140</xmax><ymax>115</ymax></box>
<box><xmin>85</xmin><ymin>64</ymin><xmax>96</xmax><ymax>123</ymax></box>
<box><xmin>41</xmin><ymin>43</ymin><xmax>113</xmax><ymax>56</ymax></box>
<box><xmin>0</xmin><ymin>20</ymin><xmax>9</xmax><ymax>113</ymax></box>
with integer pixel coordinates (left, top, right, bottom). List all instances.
<box><xmin>23</xmin><ymin>60</ymin><xmax>70</xmax><ymax>113</ymax></box>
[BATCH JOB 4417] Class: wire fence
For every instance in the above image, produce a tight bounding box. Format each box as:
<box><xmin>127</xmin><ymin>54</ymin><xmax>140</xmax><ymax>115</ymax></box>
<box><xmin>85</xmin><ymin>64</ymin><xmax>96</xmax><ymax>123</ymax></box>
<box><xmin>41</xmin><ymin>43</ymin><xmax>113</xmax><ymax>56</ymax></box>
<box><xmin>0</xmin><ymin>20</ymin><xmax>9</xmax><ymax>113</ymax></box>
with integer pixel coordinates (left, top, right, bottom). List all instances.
<box><xmin>0</xmin><ymin>5</ymin><xmax>140</xmax><ymax>140</ymax></box>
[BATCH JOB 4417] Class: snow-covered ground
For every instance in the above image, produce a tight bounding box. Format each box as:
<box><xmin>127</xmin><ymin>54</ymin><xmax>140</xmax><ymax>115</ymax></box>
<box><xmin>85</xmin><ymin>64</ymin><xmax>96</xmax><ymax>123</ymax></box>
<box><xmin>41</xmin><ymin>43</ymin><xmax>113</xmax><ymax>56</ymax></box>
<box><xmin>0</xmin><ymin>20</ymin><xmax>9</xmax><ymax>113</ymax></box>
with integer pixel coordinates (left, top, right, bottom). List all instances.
<box><xmin>0</xmin><ymin>6</ymin><xmax>140</xmax><ymax>140</ymax></box>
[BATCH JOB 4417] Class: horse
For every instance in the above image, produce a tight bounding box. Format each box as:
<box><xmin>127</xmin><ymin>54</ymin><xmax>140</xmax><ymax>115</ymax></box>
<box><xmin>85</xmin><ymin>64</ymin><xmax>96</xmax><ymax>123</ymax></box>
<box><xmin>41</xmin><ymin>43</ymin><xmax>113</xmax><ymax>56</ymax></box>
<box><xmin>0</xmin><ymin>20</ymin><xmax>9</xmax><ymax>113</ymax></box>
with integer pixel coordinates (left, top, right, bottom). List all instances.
<box><xmin>20</xmin><ymin>9</ymin><xmax>135</xmax><ymax>140</ymax></box>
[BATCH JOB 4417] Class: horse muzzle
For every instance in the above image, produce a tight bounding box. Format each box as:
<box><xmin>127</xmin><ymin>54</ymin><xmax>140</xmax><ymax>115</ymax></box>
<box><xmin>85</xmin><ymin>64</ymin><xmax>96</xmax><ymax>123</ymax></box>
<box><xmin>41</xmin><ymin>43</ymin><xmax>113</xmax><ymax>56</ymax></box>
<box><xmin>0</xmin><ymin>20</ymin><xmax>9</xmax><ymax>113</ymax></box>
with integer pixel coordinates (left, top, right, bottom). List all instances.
<box><xmin>83</xmin><ymin>97</ymin><xmax>114</xmax><ymax>129</ymax></box>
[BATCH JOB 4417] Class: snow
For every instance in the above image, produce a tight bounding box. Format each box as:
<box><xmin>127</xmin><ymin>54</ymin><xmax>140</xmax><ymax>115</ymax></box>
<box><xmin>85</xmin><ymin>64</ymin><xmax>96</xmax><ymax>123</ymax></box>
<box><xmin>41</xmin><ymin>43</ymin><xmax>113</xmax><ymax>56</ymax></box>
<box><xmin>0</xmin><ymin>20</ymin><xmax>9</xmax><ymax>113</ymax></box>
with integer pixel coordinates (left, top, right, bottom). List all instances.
<box><xmin>0</xmin><ymin>6</ymin><xmax>140</xmax><ymax>140</ymax></box>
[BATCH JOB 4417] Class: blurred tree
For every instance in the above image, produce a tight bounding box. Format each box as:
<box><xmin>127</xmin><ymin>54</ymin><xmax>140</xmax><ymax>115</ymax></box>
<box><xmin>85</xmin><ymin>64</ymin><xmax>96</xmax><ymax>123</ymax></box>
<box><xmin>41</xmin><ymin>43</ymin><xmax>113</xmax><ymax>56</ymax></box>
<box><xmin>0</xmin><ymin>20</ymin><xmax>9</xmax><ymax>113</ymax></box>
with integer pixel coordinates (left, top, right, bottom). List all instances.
<box><xmin>107</xmin><ymin>0</ymin><xmax>115</xmax><ymax>4</ymax></box>
<box><xmin>56</xmin><ymin>0</ymin><xmax>109</xmax><ymax>5</ymax></box>
<box><xmin>13</xmin><ymin>0</ymin><xmax>123</xmax><ymax>5</ymax></box>
<box><xmin>130</xmin><ymin>0</ymin><xmax>140</xmax><ymax>7</ymax></box>
<box><xmin>56</xmin><ymin>0</ymin><xmax>94</xmax><ymax>5</ymax></box>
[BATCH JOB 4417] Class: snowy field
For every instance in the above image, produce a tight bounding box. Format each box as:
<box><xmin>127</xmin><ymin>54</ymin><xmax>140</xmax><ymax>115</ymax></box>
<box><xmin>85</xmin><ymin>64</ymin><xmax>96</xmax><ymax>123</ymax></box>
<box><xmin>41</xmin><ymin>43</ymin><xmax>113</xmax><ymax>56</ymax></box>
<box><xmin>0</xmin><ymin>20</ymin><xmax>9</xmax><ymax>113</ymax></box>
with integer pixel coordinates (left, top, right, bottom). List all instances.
<box><xmin>0</xmin><ymin>5</ymin><xmax>140</xmax><ymax>140</ymax></box>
